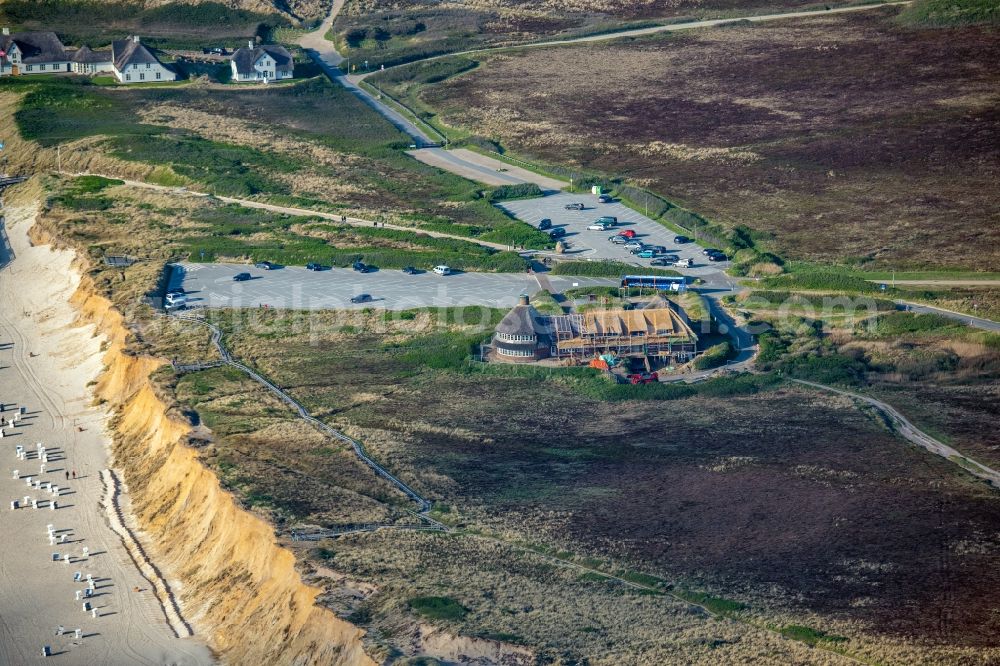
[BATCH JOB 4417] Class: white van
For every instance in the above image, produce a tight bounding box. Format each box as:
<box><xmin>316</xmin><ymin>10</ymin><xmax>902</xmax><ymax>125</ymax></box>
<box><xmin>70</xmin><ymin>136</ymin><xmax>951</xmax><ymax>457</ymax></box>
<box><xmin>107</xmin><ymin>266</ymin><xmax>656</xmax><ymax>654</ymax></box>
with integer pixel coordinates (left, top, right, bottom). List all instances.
<box><xmin>433</xmin><ymin>265</ymin><xmax>452</xmax><ymax>276</ymax></box>
<box><xmin>673</xmin><ymin>258</ymin><xmax>692</xmax><ymax>268</ymax></box>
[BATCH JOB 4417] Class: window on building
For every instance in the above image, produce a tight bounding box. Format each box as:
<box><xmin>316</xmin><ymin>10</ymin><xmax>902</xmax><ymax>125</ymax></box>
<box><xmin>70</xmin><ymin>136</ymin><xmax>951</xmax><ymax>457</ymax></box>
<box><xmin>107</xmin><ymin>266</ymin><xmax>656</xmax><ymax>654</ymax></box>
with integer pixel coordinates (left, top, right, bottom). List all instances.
<box><xmin>39</xmin><ymin>64</ymin><xmax>46</xmax><ymax>71</ymax></box>
<box><xmin>498</xmin><ymin>347</ymin><xmax>534</xmax><ymax>358</ymax></box>
<box><xmin>155</xmin><ymin>72</ymin><xmax>161</xmax><ymax>80</ymax></box>
<box><xmin>139</xmin><ymin>73</ymin><xmax>144</xmax><ymax>81</ymax></box>
<box><xmin>125</xmin><ymin>74</ymin><xmax>131</xmax><ymax>81</ymax></box>
<box><xmin>26</xmin><ymin>65</ymin><xmax>32</xmax><ymax>72</ymax></box>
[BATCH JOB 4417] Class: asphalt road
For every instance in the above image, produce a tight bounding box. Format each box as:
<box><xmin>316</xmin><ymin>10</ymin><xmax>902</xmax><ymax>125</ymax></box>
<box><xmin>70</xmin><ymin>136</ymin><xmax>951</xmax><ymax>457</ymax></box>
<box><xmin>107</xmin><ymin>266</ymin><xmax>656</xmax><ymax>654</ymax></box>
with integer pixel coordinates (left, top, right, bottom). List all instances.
<box><xmin>407</xmin><ymin>148</ymin><xmax>567</xmax><ymax>191</ymax></box>
<box><xmin>896</xmin><ymin>301</ymin><xmax>1000</xmax><ymax>332</ymax></box>
<box><xmin>499</xmin><ymin>192</ymin><xmax>733</xmax><ymax>282</ymax></box>
<box><xmin>170</xmin><ymin>263</ymin><xmax>614</xmax><ymax>311</ymax></box>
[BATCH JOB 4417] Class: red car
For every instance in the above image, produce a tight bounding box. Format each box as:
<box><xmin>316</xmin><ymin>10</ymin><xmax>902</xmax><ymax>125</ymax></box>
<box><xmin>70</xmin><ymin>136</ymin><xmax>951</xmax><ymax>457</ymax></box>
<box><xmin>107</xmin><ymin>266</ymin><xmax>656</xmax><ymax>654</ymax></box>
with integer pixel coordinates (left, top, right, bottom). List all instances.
<box><xmin>617</xmin><ymin>229</ymin><xmax>637</xmax><ymax>239</ymax></box>
<box><xmin>628</xmin><ymin>372</ymin><xmax>659</xmax><ymax>385</ymax></box>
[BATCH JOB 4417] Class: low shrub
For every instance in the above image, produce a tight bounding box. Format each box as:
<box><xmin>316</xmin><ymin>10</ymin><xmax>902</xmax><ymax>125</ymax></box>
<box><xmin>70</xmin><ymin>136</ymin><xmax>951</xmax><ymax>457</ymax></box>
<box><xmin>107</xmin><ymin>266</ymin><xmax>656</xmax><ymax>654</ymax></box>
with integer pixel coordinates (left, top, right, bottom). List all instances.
<box><xmin>488</xmin><ymin>183</ymin><xmax>542</xmax><ymax>201</ymax></box>
<box><xmin>551</xmin><ymin>261</ymin><xmax>680</xmax><ymax>278</ymax></box>
<box><xmin>407</xmin><ymin>596</ymin><xmax>469</xmax><ymax>621</ymax></box>
<box><xmin>693</xmin><ymin>341</ymin><xmax>732</xmax><ymax>370</ymax></box>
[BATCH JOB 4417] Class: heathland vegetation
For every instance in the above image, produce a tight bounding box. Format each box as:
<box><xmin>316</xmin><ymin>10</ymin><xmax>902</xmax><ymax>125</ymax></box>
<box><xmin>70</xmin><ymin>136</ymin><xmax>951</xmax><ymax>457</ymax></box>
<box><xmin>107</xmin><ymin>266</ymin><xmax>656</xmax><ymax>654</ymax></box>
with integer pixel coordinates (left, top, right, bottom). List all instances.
<box><xmin>0</xmin><ymin>0</ymin><xmax>292</xmax><ymax>49</ymax></box>
<box><xmin>331</xmin><ymin>0</ymin><xmax>824</xmax><ymax>67</ymax></box>
<box><xmin>371</xmin><ymin>6</ymin><xmax>1000</xmax><ymax>272</ymax></box>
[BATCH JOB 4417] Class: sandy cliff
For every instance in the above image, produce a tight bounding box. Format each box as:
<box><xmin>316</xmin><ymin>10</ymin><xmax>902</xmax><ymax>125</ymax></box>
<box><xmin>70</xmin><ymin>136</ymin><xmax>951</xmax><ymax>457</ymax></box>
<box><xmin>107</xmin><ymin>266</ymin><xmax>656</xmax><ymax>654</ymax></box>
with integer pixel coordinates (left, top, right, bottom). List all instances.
<box><xmin>17</xmin><ymin>189</ymin><xmax>375</xmax><ymax>666</ymax></box>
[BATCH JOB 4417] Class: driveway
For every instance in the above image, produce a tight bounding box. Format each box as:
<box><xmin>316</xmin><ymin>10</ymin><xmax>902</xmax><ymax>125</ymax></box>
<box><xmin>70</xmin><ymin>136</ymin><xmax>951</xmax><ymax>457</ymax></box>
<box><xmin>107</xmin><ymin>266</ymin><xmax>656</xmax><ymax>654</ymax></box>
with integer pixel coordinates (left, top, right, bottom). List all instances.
<box><xmin>170</xmin><ymin>263</ymin><xmax>613</xmax><ymax>311</ymax></box>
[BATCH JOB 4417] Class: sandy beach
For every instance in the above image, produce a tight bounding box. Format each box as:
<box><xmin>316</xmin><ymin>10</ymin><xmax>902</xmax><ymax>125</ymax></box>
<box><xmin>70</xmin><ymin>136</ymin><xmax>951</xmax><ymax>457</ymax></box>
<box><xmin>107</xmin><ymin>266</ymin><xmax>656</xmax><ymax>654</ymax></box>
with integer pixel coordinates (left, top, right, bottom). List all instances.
<box><xmin>0</xmin><ymin>200</ymin><xmax>214</xmax><ymax>664</ymax></box>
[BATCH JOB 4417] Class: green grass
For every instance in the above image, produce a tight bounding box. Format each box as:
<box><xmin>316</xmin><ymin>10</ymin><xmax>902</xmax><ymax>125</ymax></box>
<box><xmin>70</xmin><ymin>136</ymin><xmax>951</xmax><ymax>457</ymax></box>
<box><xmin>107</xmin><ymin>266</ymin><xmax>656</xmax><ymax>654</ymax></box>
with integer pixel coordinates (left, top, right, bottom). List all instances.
<box><xmin>407</xmin><ymin>596</ymin><xmax>469</xmax><ymax>621</ymax></box>
<box><xmin>551</xmin><ymin>260</ymin><xmax>680</xmax><ymax>278</ymax></box>
<box><xmin>692</xmin><ymin>341</ymin><xmax>732</xmax><ymax>371</ymax></box>
<box><xmin>109</xmin><ymin>135</ymin><xmax>298</xmax><ymax>197</ymax></box>
<box><xmin>897</xmin><ymin>0</ymin><xmax>1000</xmax><ymax>26</ymax></box>
<box><xmin>529</xmin><ymin>290</ymin><xmax>564</xmax><ymax>315</ymax></box>
<box><xmin>673</xmin><ymin>589</ymin><xmax>748</xmax><ymax>616</ymax></box>
<box><xmin>860</xmin><ymin>311</ymin><xmax>965</xmax><ymax>339</ymax></box>
<box><xmin>742</xmin><ymin>290</ymin><xmax>897</xmax><ymax>312</ymax></box>
<box><xmin>10</xmin><ymin>76</ymin><xmax>522</xmax><ymax>237</ymax></box>
<box><xmin>488</xmin><ymin>183</ymin><xmax>542</xmax><ymax>201</ymax></box>
<box><xmin>759</xmin><ymin>267</ymin><xmax>883</xmax><ymax>294</ymax></box>
<box><xmin>478</xmin><ymin>222</ymin><xmax>552</xmax><ymax>250</ymax></box>
<box><xmin>778</xmin><ymin>624</ymin><xmax>848</xmax><ymax>646</ymax></box>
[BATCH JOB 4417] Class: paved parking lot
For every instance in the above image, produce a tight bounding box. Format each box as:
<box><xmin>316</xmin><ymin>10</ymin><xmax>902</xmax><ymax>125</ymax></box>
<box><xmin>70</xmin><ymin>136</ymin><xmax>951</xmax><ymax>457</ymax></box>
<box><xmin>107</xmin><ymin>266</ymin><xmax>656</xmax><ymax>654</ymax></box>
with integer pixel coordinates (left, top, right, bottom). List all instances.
<box><xmin>498</xmin><ymin>192</ymin><xmax>730</xmax><ymax>281</ymax></box>
<box><xmin>170</xmin><ymin>263</ymin><xmax>615</xmax><ymax>310</ymax></box>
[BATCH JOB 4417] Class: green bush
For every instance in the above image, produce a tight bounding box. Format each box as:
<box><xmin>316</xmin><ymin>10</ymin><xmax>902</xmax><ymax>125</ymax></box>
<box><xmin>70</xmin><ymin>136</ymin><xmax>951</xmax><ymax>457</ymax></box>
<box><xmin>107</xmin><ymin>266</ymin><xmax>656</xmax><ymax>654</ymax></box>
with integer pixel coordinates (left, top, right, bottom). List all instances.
<box><xmin>759</xmin><ymin>269</ymin><xmax>882</xmax><ymax>294</ymax></box>
<box><xmin>779</xmin><ymin>625</ymin><xmax>847</xmax><ymax>646</ymax></box>
<box><xmin>407</xmin><ymin>596</ymin><xmax>469</xmax><ymax>621</ymax></box>
<box><xmin>488</xmin><ymin>183</ymin><xmax>543</xmax><ymax>201</ymax></box>
<box><xmin>674</xmin><ymin>590</ymin><xmax>748</xmax><ymax>616</ymax></box>
<box><xmin>693</xmin><ymin>341</ymin><xmax>732</xmax><ymax>370</ymax></box>
<box><xmin>479</xmin><ymin>222</ymin><xmax>552</xmax><ymax>250</ymax></box>
<box><xmin>551</xmin><ymin>261</ymin><xmax>681</xmax><ymax>278</ymax></box>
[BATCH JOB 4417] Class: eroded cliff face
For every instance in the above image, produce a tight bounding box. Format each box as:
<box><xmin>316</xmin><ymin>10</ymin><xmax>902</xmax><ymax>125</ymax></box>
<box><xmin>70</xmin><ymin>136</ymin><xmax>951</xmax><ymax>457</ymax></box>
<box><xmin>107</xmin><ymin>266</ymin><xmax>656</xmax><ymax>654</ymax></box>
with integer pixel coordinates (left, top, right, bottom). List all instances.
<box><xmin>46</xmin><ymin>227</ymin><xmax>375</xmax><ymax>665</ymax></box>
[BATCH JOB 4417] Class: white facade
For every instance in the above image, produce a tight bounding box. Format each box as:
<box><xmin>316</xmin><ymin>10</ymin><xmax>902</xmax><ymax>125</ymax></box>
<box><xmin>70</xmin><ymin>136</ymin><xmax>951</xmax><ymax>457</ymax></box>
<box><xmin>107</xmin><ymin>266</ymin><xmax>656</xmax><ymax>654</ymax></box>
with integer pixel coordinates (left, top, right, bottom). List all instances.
<box><xmin>230</xmin><ymin>43</ymin><xmax>293</xmax><ymax>82</ymax></box>
<box><xmin>0</xmin><ymin>42</ymin><xmax>71</xmax><ymax>76</ymax></box>
<box><xmin>73</xmin><ymin>60</ymin><xmax>114</xmax><ymax>75</ymax></box>
<box><xmin>114</xmin><ymin>60</ymin><xmax>175</xmax><ymax>84</ymax></box>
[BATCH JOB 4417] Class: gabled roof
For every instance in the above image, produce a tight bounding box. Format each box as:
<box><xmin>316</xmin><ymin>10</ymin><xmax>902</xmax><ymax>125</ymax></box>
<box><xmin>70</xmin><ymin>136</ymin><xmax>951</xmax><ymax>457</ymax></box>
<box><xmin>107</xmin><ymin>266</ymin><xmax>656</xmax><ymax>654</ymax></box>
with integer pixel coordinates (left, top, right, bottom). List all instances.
<box><xmin>579</xmin><ymin>308</ymin><xmax>692</xmax><ymax>338</ymax></box>
<box><xmin>231</xmin><ymin>44</ymin><xmax>293</xmax><ymax>75</ymax></box>
<box><xmin>71</xmin><ymin>46</ymin><xmax>112</xmax><ymax>64</ymax></box>
<box><xmin>3</xmin><ymin>31</ymin><xmax>67</xmax><ymax>64</ymax></box>
<box><xmin>112</xmin><ymin>37</ymin><xmax>162</xmax><ymax>71</ymax></box>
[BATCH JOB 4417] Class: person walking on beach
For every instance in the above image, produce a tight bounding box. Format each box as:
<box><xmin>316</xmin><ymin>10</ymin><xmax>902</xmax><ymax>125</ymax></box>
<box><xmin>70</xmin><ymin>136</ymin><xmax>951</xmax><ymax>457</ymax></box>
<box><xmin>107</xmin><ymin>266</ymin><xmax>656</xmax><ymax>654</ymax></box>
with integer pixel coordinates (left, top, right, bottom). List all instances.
<box><xmin>65</xmin><ymin>471</ymin><xmax>69</xmax><ymax>481</ymax></box>
<box><xmin>72</xmin><ymin>470</ymin><xmax>76</xmax><ymax>480</ymax></box>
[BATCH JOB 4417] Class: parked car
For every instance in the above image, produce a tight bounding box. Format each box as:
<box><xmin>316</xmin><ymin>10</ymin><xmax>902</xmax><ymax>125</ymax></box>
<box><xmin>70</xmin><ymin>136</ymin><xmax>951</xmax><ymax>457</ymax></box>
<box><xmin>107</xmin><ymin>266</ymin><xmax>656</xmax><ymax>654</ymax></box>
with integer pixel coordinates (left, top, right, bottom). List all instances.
<box><xmin>564</xmin><ymin>202</ymin><xmax>585</xmax><ymax>210</ymax></box>
<box><xmin>350</xmin><ymin>294</ymin><xmax>373</xmax><ymax>304</ymax></box>
<box><xmin>233</xmin><ymin>272</ymin><xmax>251</xmax><ymax>282</ymax></box>
<box><xmin>674</xmin><ymin>235</ymin><xmax>691</xmax><ymax>244</ymax></box>
<box><xmin>648</xmin><ymin>245</ymin><xmax>667</xmax><ymax>254</ymax></box>
<box><xmin>433</xmin><ymin>265</ymin><xmax>452</xmax><ymax>276</ymax></box>
<box><xmin>595</xmin><ymin>216</ymin><xmax>617</xmax><ymax>225</ymax></box>
<box><xmin>628</xmin><ymin>372</ymin><xmax>658</xmax><ymax>385</ymax></box>
<box><xmin>673</xmin><ymin>258</ymin><xmax>693</xmax><ymax>268</ymax></box>
<box><xmin>549</xmin><ymin>227</ymin><xmax>566</xmax><ymax>239</ymax></box>
<box><xmin>635</xmin><ymin>249</ymin><xmax>657</xmax><ymax>258</ymax></box>
<box><xmin>617</xmin><ymin>229</ymin><xmax>637</xmax><ymax>239</ymax></box>
<box><xmin>597</xmin><ymin>194</ymin><xmax>613</xmax><ymax>203</ymax></box>
<box><xmin>537</xmin><ymin>218</ymin><xmax>553</xmax><ymax>230</ymax></box>
<box><xmin>255</xmin><ymin>261</ymin><xmax>276</xmax><ymax>270</ymax></box>
<box><xmin>588</xmin><ymin>222</ymin><xmax>612</xmax><ymax>231</ymax></box>
<box><xmin>402</xmin><ymin>266</ymin><xmax>418</xmax><ymax>275</ymax></box>
<box><xmin>352</xmin><ymin>261</ymin><xmax>370</xmax><ymax>273</ymax></box>
<box><xmin>702</xmin><ymin>248</ymin><xmax>720</xmax><ymax>256</ymax></box>
<box><xmin>707</xmin><ymin>252</ymin><xmax>727</xmax><ymax>262</ymax></box>
<box><xmin>306</xmin><ymin>262</ymin><xmax>323</xmax><ymax>271</ymax></box>
<box><xmin>164</xmin><ymin>292</ymin><xmax>188</xmax><ymax>308</ymax></box>
<box><xmin>624</xmin><ymin>241</ymin><xmax>644</xmax><ymax>251</ymax></box>
<box><xmin>650</xmin><ymin>255</ymin><xmax>679</xmax><ymax>266</ymax></box>
<box><xmin>608</xmin><ymin>235</ymin><xmax>629</xmax><ymax>245</ymax></box>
